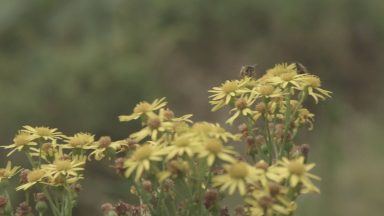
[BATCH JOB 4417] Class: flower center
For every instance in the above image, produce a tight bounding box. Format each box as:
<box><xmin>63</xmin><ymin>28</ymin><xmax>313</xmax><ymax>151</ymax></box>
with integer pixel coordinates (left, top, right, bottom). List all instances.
<box><xmin>133</xmin><ymin>102</ymin><xmax>151</xmax><ymax>114</ymax></box>
<box><xmin>54</xmin><ymin>160</ymin><xmax>72</xmax><ymax>171</ymax></box>
<box><xmin>255</xmin><ymin>102</ymin><xmax>266</xmax><ymax>112</ymax></box>
<box><xmin>258</xmin><ymin>196</ymin><xmax>274</xmax><ymax>208</ymax></box>
<box><xmin>235</xmin><ymin>98</ymin><xmax>248</xmax><ymax>110</ymax></box>
<box><xmin>98</xmin><ymin>136</ymin><xmax>112</xmax><ymax>148</ymax></box>
<box><xmin>0</xmin><ymin>169</ymin><xmax>8</xmax><ymax>177</ymax></box>
<box><xmin>14</xmin><ymin>133</ymin><xmax>31</xmax><ymax>146</ymax></box>
<box><xmin>255</xmin><ymin>160</ymin><xmax>269</xmax><ymax>171</ymax></box>
<box><xmin>35</xmin><ymin>127</ymin><xmax>52</xmax><ymax>137</ymax></box>
<box><xmin>27</xmin><ymin>170</ymin><xmax>45</xmax><ymax>182</ymax></box>
<box><xmin>205</xmin><ymin>139</ymin><xmax>223</xmax><ymax>154</ymax></box>
<box><xmin>305</xmin><ymin>76</ymin><xmax>321</xmax><ymax>88</ymax></box>
<box><xmin>258</xmin><ymin>84</ymin><xmax>275</xmax><ymax>96</ymax></box>
<box><xmin>280</xmin><ymin>71</ymin><xmax>297</xmax><ymax>81</ymax></box>
<box><xmin>288</xmin><ymin>161</ymin><xmax>306</xmax><ymax>175</ymax></box>
<box><xmin>228</xmin><ymin>162</ymin><xmax>248</xmax><ymax>179</ymax></box>
<box><xmin>148</xmin><ymin>117</ymin><xmax>161</xmax><ymax>130</ymax></box>
<box><xmin>222</xmin><ymin>81</ymin><xmax>238</xmax><ymax>94</ymax></box>
<box><xmin>163</xmin><ymin>109</ymin><xmax>175</xmax><ymax>120</ymax></box>
<box><xmin>69</xmin><ymin>133</ymin><xmax>94</xmax><ymax>147</ymax></box>
<box><xmin>133</xmin><ymin>145</ymin><xmax>153</xmax><ymax>161</ymax></box>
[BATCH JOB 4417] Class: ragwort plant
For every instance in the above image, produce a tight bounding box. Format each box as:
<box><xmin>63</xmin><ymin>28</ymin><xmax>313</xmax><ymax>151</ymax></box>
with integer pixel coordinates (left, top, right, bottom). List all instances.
<box><xmin>0</xmin><ymin>63</ymin><xmax>331</xmax><ymax>216</ymax></box>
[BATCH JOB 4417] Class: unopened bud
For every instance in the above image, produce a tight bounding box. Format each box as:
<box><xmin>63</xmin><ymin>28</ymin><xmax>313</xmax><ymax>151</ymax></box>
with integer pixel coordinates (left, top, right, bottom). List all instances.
<box><xmin>142</xmin><ymin>180</ymin><xmax>152</xmax><ymax>193</ymax></box>
<box><xmin>35</xmin><ymin>201</ymin><xmax>48</xmax><ymax>213</ymax></box>
<box><xmin>204</xmin><ymin>189</ymin><xmax>219</xmax><ymax>209</ymax></box>
<box><xmin>255</xmin><ymin>160</ymin><xmax>269</xmax><ymax>171</ymax></box>
<box><xmin>98</xmin><ymin>136</ymin><xmax>112</xmax><ymax>148</ymax></box>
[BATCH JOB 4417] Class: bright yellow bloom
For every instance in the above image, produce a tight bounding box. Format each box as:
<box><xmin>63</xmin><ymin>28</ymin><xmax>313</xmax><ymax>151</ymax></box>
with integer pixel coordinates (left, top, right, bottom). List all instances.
<box><xmin>246</xmin><ymin>189</ymin><xmax>295</xmax><ymax>216</ymax></box>
<box><xmin>268</xmin><ymin>71</ymin><xmax>308</xmax><ymax>89</ymax></box>
<box><xmin>265</xmin><ymin>63</ymin><xmax>297</xmax><ymax>77</ymax></box>
<box><xmin>124</xmin><ymin>143</ymin><xmax>168</xmax><ymax>181</ymax></box>
<box><xmin>0</xmin><ymin>161</ymin><xmax>20</xmax><ymax>182</ymax></box>
<box><xmin>197</xmin><ymin>138</ymin><xmax>236</xmax><ymax>166</ymax></box>
<box><xmin>164</xmin><ymin>134</ymin><xmax>198</xmax><ymax>160</ymax></box>
<box><xmin>301</xmin><ymin>75</ymin><xmax>332</xmax><ymax>103</ymax></box>
<box><xmin>130</xmin><ymin>116</ymin><xmax>169</xmax><ymax>141</ymax></box>
<box><xmin>295</xmin><ymin>108</ymin><xmax>315</xmax><ymax>130</ymax></box>
<box><xmin>89</xmin><ymin>138</ymin><xmax>129</xmax><ymax>161</ymax></box>
<box><xmin>191</xmin><ymin>122</ymin><xmax>239</xmax><ymax>142</ymax></box>
<box><xmin>270</xmin><ymin>157</ymin><xmax>320</xmax><ymax>193</ymax></box>
<box><xmin>16</xmin><ymin>169</ymin><xmax>46</xmax><ymax>191</ymax></box>
<box><xmin>209</xmin><ymin>78</ymin><xmax>249</xmax><ymax>111</ymax></box>
<box><xmin>213</xmin><ymin>161</ymin><xmax>261</xmax><ymax>195</ymax></box>
<box><xmin>29</xmin><ymin>140</ymin><xmax>59</xmax><ymax>161</ymax></box>
<box><xmin>119</xmin><ymin>98</ymin><xmax>167</xmax><ymax>122</ymax></box>
<box><xmin>63</xmin><ymin>132</ymin><xmax>95</xmax><ymax>149</ymax></box>
<box><xmin>254</xmin><ymin>84</ymin><xmax>283</xmax><ymax>99</ymax></box>
<box><xmin>43</xmin><ymin>156</ymin><xmax>85</xmax><ymax>181</ymax></box>
<box><xmin>21</xmin><ymin>125</ymin><xmax>66</xmax><ymax>141</ymax></box>
<box><xmin>2</xmin><ymin>132</ymin><xmax>37</xmax><ymax>156</ymax></box>
<box><xmin>226</xmin><ymin>95</ymin><xmax>257</xmax><ymax>125</ymax></box>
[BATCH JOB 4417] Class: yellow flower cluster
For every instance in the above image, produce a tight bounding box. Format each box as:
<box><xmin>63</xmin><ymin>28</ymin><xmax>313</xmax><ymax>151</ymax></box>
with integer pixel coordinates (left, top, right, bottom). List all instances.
<box><xmin>0</xmin><ymin>63</ymin><xmax>330</xmax><ymax>216</ymax></box>
<box><xmin>119</xmin><ymin>99</ymin><xmax>239</xmax><ymax>182</ymax></box>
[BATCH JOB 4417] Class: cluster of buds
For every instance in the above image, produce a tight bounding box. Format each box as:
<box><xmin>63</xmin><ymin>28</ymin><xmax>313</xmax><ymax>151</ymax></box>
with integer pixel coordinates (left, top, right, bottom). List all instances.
<box><xmin>15</xmin><ymin>202</ymin><xmax>33</xmax><ymax>216</ymax></box>
<box><xmin>101</xmin><ymin>201</ymin><xmax>149</xmax><ymax>216</ymax></box>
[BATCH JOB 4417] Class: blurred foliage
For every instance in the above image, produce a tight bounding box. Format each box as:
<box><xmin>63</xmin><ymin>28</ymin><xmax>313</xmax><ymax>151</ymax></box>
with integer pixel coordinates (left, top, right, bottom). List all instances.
<box><xmin>0</xmin><ymin>0</ymin><xmax>383</xmax><ymax>215</ymax></box>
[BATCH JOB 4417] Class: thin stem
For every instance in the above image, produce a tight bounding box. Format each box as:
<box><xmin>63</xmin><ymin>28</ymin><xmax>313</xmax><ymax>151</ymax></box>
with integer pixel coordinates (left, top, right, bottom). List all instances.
<box><xmin>42</xmin><ymin>187</ymin><xmax>60</xmax><ymax>216</ymax></box>
<box><xmin>5</xmin><ymin>190</ymin><xmax>14</xmax><ymax>216</ymax></box>
<box><xmin>280</xmin><ymin>87</ymin><xmax>292</xmax><ymax>158</ymax></box>
<box><xmin>25</xmin><ymin>153</ymin><xmax>36</xmax><ymax>169</ymax></box>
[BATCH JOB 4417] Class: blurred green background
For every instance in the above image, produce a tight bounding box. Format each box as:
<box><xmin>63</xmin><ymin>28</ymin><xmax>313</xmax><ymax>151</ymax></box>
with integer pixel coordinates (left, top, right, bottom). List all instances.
<box><xmin>0</xmin><ymin>0</ymin><xmax>383</xmax><ymax>215</ymax></box>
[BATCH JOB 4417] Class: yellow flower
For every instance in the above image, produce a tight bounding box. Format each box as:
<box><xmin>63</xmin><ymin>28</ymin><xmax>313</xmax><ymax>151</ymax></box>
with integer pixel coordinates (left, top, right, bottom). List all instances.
<box><xmin>165</xmin><ymin>134</ymin><xmax>198</xmax><ymax>160</ymax></box>
<box><xmin>226</xmin><ymin>95</ymin><xmax>256</xmax><ymax>125</ymax></box>
<box><xmin>89</xmin><ymin>138</ymin><xmax>129</xmax><ymax>161</ymax></box>
<box><xmin>254</xmin><ymin>84</ymin><xmax>283</xmax><ymax>99</ymax></box>
<box><xmin>191</xmin><ymin>122</ymin><xmax>239</xmax><ymax>142</ymax></box>
<box><xmin>301</xmin><ymin>75</ymin><xmax>332</xmax><ymax>103</ymax></box>
<box><xmin>124</xmin><ymin>143</ymin><xmax>168</xmax><ymax>181</ymax></box>
<box><xmin>295</xmin><ymin>108</ymin><xmax>315</xmax><ymax>130</ymax></box>
<box><xmin>29</xmin><ymin>140</ymin><xmax>59</xmax><ymax>161</ymax></box>
<box><xmin>197</xmin><ymin>138</ymin><xmax>236</xmax><ymax>166</ymax></box>
<box><xmin>119</xmin><ymin>98</ymin><xmax>167</xmax><ymax>122</ymax></box>
<box><xmin>21</xmin><ymin>125</ymin><xmax>66</xmax><ymax>141</ymax></box>
<box><xmin>130</xmin><ymin>116</ymin><xmax>169</xmax><ymax>141</ymax></box>
<box><xmin>246</xmin><ymin>188</ymin><xmax>295</xmax><ymax>216</ymax></box>
<box><xmin>0</xmin><ymin>161</ymin><xmax>20</xmax><ymax>182</ymax></box>
<box><xmin>209</xmin><ymin>79</ymin><xmax>249</xmax><ymax>111</ymax></box>
<box><xmin>268</xmin><ymin>71</ymin><xmax>308</xmax><ymax>89</ymax></box>
<box><xmin>270</xmin><ymin>157</ymin><xmax>320</xmax><ymax>193</ymax></box>
<box><xmin>2</xmin><ymin>132</ymin><xmax>37</xmax><ymax>156</ymax></box>
<box><xmin>64</xmin><ymin>132</ymin><xmax>95</xmax><ymax>149</ymax></box>
<box><xmin>213</xmin><ymin>161</ymin><xmax>260</xmax><ymax>195</ymax></box>
<box><xmin>43</xmin><ymin>156</ymin><xmax>85</xmax><ymax>181</ymax></box>
<box><xmin>16</xmin><ymin>169</ymin><xmax>46</xmax><ymax>191</ymax></box>
<box><xmin>265</xmin><ymin>63</ymin><xmax>297</xmax><ymax>77</ymax></box>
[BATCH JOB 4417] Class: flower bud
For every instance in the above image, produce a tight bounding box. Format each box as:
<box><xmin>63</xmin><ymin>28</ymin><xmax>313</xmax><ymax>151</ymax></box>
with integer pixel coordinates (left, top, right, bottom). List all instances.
<box><xmin>204</xmin><ymin>189</ymin><xmax>219</xmax><ymax>209</ymax></box>
<box><xmin>142</xmin><ymin>180</ymin><xmax>152</xmax><ymax>193</ymax></box>
<box><xmin>35</xmin><ymin>201</ymin><xmax>48</xmax><ymax>213</ymax></box>
<box><xmin>98</xmin><ymin>136</ymin><xmax>112</xmax><ymax>148</ymax></box>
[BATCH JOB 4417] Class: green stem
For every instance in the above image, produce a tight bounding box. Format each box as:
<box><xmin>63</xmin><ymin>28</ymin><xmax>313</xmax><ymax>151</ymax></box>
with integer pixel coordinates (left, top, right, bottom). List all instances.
<box><xmin>42</xmin><ymin>187</ymin><xmax>60</xmax><ymax>216</ymax></box>
<box><xmin>5</xmin><ymin>191</ymin><xmax>14</xmax><ymax>216</ymax></box>
<box><xmin>25</xmin><ymin>153</ymin><xmax>36</xmax><ymax>169</ymax></box>
<box><xmin>280</xmin><ymin>87</ymin><xmax>292</xmax><ymax>158</ymax></box>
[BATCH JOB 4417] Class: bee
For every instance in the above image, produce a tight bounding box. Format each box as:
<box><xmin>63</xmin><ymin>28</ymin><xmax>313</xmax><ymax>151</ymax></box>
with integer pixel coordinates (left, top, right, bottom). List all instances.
<box><xmin>239</xmin><ymin>64</ymin><xmax>257</xmax><ymax>78</ymax></box>
<box><xmin>294</xmin><ymin>62</ymin><xmax>309</xmax><ymax>74</ymax></box>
